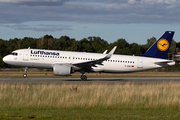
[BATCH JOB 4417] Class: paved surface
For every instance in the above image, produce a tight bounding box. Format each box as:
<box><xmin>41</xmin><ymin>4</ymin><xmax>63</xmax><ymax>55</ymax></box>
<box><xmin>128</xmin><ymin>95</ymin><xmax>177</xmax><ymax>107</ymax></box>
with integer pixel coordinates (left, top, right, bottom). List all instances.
<box><xmin>0</xmin><ymin>77</ymin><xmax>180</xmax><ymax>84</ymax></box>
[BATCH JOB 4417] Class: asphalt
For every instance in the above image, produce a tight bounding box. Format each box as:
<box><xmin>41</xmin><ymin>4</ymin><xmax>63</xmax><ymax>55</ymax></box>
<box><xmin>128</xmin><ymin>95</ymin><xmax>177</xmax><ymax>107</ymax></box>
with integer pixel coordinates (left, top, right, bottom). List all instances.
<box><xmin>0</xmin><ymin>77</ymin><xmax>180</xmax><ymax>84</ymax></box>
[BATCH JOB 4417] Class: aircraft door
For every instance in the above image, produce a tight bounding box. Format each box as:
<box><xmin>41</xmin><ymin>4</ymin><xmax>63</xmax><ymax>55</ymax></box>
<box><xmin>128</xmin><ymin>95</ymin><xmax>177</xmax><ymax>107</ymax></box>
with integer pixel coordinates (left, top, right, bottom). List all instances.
<box><xmin>23</xmin><ymin>50</ymin><xmax>29</xmax><ymax>61</ymax></box>
<box><xmin>137</xmin><ymin>58</ymin><xmax>143</xmax><ymax>68</ymax></box>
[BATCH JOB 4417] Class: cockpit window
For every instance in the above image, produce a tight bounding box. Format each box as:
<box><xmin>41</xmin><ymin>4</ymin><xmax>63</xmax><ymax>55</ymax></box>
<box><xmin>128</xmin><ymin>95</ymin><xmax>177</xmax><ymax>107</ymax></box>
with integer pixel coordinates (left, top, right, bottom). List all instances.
<box><xmin>10</xmin><ymin>52</ymin><xmax>18</xmax><ymax>56</ymax></box>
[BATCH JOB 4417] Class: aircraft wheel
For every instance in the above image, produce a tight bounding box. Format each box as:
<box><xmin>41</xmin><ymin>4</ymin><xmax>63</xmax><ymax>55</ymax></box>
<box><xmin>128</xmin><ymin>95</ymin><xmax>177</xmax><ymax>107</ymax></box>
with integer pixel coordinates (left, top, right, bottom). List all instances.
<box><xmin>23</xmin><ymin>73</ymin><xmax>27</xmax><ymax>78</ymax></box>
<box><xmin>81</xmin><ymin>75</ymin><xmax>87</xmax><ymax>81</ymax></box>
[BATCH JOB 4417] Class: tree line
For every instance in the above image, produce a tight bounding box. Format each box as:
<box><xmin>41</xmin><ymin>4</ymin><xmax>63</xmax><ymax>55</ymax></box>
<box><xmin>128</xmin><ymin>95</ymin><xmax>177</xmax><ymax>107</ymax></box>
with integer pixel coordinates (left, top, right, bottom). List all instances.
<box><xmin>0</xmin><ymin>35</ymin><xmax>179</xmax><ymax>68</ymax></box>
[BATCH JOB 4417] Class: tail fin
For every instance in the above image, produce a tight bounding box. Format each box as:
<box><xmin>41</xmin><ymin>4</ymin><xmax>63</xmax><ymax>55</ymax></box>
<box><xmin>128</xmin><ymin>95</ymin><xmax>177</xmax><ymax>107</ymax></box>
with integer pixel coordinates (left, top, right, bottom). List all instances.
<box><xmin>141</xmin><ymin>31</ymin><xmax>175</xmax><ymax>59</ymax></box>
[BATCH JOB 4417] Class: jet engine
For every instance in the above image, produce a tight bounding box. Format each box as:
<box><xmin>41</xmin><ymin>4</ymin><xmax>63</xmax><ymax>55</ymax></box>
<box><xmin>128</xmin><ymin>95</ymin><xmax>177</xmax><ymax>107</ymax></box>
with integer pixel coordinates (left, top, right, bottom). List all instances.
<box><xmin>53</xmin><ymin>64</ymin><xmax>73</xmax><ymax>76</ymax></box>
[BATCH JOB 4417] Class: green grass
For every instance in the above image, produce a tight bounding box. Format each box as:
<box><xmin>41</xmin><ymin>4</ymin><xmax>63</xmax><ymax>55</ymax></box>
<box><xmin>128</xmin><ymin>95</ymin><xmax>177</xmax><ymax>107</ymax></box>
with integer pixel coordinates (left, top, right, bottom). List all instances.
<box><xmin>1</xmin><ymin>109</ymin><xmax>180</xmax><ymax>120</ymax></box>
<box><xmin>1</xmin><ymin>83</ymin><xmax>180</xmax><ymax>119</ymax></box>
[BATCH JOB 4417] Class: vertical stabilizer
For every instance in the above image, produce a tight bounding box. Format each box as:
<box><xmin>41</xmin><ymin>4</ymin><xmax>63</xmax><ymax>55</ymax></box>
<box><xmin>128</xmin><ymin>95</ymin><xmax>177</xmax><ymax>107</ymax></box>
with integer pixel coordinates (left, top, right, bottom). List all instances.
<box><xmin>141</xmin><ymin>31</ymin><xmax>174</xmax><ymax>59</ymax></box>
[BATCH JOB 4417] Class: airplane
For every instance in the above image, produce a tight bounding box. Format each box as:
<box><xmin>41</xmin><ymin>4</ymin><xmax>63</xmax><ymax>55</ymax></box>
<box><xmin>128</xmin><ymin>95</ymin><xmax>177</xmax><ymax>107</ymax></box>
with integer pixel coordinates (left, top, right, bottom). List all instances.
<box><xmin>3</xmin><ymin>31</ymin><xmax>175</xmax><ymax>80</ymax></box>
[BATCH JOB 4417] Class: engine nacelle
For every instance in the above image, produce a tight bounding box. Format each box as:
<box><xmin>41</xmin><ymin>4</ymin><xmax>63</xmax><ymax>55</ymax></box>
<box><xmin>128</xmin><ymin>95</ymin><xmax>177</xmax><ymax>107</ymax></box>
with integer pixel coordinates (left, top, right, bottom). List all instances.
<box><xmin>53</xmin><ymin>64</ymin><xmax>72</xmax><ymax>76</ymax></box>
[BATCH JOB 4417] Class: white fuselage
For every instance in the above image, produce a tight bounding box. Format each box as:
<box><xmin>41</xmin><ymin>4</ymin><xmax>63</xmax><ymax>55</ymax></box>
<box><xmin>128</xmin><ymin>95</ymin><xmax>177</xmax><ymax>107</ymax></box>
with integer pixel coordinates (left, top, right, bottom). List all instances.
<box><xmin>3</xmin><ymin>49</ymin><xmax>175</xmax><ymax>73</ymax></box>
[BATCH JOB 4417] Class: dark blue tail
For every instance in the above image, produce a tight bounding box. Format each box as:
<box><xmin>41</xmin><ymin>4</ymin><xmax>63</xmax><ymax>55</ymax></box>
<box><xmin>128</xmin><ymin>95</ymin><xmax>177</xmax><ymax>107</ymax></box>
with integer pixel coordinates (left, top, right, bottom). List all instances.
<box><xmin>141</xmin><ymin>31</ymin><xmax>175</xmax><ymax>59</ymax></box>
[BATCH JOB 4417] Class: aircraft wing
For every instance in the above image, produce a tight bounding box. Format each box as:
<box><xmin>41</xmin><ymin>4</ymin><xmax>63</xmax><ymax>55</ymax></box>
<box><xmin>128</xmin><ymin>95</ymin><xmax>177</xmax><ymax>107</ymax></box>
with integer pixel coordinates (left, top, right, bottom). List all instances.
<box><xmin>72</xmin><ymin>46</ymin><xmax>117</xmax><ymax>67</ymax></box>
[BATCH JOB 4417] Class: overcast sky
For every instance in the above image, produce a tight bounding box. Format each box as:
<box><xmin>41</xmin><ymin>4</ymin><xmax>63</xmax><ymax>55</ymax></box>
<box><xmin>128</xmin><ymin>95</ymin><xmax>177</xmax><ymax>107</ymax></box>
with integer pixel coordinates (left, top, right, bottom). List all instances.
<box><xmin>0</xmin><ymin>0</ymin><xmax>180</xmax><ymax>44</ymax></box>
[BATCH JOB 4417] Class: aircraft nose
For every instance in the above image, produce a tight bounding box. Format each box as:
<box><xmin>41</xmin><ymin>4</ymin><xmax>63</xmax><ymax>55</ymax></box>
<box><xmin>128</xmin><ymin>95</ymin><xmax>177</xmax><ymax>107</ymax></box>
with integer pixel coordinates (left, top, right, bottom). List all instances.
<box><xmin>3</xmin><ymin>56</ymin><xmax>8</xmax><ymax>63</ymax></box>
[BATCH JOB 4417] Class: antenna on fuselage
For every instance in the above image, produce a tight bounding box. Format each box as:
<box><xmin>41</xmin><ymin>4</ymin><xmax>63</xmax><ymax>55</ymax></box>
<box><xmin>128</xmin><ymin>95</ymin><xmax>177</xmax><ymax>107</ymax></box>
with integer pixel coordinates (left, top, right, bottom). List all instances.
<box><xmin>28</xmin><ymin>47</ymin><xmax>30</xmax><ymax>49</ymax></box>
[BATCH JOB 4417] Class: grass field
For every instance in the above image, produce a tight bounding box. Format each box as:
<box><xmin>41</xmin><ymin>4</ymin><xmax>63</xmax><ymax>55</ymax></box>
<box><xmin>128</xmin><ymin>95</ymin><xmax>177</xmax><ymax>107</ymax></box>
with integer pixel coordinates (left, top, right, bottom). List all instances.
<box><xmin>1</xmin><ymin>83</ymin><xmax>180</xmax><ymax>119</ymax></box>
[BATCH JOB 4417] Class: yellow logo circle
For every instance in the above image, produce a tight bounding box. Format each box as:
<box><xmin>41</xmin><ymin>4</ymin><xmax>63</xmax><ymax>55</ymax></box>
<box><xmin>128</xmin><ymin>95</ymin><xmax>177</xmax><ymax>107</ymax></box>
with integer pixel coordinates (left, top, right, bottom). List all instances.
<box><xmin>157</xmin><ymin>39</ymin><xmax>169</xmax><ymax>51</ymax></box>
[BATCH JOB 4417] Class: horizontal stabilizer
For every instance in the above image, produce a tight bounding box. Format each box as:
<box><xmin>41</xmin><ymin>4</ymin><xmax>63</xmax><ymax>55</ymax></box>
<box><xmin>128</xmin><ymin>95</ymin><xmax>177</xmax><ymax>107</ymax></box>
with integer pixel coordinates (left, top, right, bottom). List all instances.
<box><xmin>154</xmin><ymin>60</ymin><xmax>174</xmax><ymax>64</ymax></box>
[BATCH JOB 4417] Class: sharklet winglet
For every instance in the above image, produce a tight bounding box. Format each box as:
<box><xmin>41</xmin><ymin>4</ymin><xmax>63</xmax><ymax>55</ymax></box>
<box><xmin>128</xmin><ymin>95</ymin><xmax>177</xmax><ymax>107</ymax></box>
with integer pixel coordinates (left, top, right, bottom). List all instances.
<box><xmin>103</xmin><ymin>50</ymin><xmax>108</xmax><ymax>54</ymax></box>
<box><xmin>105</xmin><ymin>46</ymin><xmax>117</xmax><ymax>59</ymax></box>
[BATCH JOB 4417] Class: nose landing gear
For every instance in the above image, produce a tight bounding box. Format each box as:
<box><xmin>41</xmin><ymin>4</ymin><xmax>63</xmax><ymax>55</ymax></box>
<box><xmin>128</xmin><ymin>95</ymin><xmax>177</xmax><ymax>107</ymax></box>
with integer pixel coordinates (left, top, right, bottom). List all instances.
<box><xmin>23</xmin><ymin>67</ymin><xmax>28</xmax><ymax>78</ymax></box>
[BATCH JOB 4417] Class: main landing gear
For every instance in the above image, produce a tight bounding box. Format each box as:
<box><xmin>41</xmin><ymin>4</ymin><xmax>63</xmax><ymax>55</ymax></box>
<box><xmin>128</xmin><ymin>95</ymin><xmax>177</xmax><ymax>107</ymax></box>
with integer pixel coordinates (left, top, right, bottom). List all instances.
<box><xmin>81</xmin><ymin>74</ymin><xmax>87</xmax><ymax>81</ymax></box>
<box><xmin>80</xmin><ymin>70</ymin><xmax>87</xmax><ymax>81</ymax></box>
<box><xmin>23</xmin><ymin>67</ymin><xmax>28</xmax><ymax>78</ymax></box>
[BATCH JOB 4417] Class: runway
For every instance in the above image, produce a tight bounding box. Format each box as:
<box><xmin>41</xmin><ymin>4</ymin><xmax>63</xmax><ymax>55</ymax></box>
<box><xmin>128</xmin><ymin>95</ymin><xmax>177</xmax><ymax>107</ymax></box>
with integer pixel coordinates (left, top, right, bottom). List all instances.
<box><xmin>0</xmin><ymin>77</ymin><xmax>180</xmax><ymax>84</ymax></box>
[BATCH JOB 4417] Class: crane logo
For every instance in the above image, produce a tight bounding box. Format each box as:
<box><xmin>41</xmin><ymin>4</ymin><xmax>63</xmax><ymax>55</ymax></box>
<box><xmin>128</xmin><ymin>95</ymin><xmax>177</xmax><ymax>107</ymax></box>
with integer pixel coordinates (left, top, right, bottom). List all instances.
<box><xmin>157</xmin><ymin>39</ymin><xmax>169</xmax><ymax>51</ymax></box>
